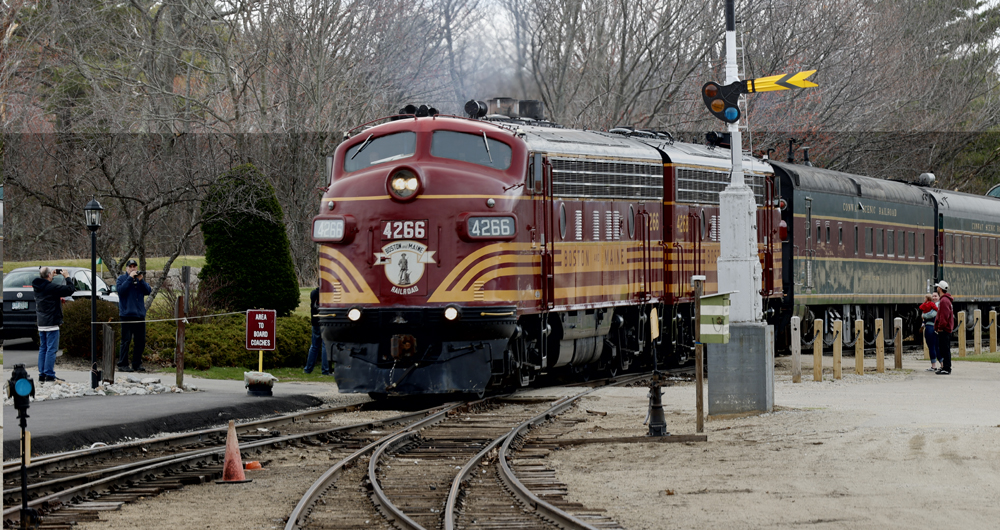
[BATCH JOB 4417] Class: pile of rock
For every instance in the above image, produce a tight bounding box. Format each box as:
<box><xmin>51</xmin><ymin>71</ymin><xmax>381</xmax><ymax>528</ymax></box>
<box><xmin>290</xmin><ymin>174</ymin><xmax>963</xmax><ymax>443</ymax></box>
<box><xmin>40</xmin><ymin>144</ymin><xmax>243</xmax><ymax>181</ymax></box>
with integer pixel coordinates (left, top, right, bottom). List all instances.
<box><xmin>2</xmin><ymin>373</ymin><xmax>199</xmax><ymax>406</ymax></box>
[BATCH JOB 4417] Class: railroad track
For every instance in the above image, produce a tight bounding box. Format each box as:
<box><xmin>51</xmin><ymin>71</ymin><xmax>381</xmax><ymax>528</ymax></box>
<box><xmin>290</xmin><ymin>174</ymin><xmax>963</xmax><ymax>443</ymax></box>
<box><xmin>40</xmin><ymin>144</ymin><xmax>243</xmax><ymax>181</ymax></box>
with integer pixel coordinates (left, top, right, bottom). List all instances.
<box><xmin>287</xmin><ymin>374</ymin><xmax>650</xmax><ymax>530</ymax></box>
<box><xmin>2</xmin><ymin>401</ymin><xmax>441</xmax><ymax>528</ymax></box>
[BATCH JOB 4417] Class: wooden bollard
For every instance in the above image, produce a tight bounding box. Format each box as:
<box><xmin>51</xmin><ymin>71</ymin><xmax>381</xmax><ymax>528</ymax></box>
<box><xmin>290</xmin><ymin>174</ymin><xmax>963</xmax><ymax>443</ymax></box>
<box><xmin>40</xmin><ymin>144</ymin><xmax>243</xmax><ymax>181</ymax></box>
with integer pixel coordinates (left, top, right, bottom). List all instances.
<box><xmin>833</xmin><ymin>320</ymin><xmax>843</xmax><ymax>380</ymax></box>
<box><xmin>791</xmin><ymin>316</ymin><xmax>801</xmax><ymax>383</ymax></box>
<box><xmin>991</xmin><ymin>310</ymin><xmax>997</xmax><ymax>354</ymax></box>
<box><xmin>974</xmin><ymin>309</ymin><xmax>982</xmax><ymax>356</ymax></box>
<box><xmin>875</xmin><ymin>318</ymin><xmax>885</xmax><ymax>373</ymax></box>
<box><xmin>894</xmin><ymin>317</ymin><xmax>903</xmax><ymax>370</ymax></box>
<box><xmin>814</xmin><ymin>319</ymin><xmax>823</xmax><ymax>382</ymax></box>
<box><xmin>855</xmin><ymin>319</ymin><xmax>864</xmax><ymax>375</ymax></box>
<box><xmin>958</xmin><ymin>311</ymin><xmax>966</xmax><ymax>357</ymax></box>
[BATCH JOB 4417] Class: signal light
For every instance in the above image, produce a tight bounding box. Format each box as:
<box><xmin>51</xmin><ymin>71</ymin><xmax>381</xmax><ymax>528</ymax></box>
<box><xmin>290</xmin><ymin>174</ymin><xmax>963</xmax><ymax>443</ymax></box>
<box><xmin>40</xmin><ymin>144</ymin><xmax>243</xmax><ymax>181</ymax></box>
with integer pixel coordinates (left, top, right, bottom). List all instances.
<box><xmin>702</xmin><ymin>81</ymin><xmax>743</xmax><ymax>123</ymax></box>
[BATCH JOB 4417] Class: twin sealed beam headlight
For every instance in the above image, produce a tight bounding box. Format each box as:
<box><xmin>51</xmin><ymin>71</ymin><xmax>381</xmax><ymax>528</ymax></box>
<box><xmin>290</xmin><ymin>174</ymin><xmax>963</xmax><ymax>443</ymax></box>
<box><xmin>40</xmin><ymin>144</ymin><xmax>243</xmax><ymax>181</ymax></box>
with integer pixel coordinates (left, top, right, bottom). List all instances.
<box><xmin>388</xmin><ymin>168</ymin><xmax>420</xmax><ymax>201</ymax></box>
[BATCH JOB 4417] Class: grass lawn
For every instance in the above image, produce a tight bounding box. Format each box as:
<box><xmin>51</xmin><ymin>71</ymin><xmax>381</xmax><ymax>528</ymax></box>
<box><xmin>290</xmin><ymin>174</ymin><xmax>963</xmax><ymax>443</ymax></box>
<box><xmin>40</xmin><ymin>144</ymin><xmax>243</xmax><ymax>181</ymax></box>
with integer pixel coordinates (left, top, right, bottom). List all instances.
<box><xmin>954</xmin><ymin>352</ymin><xmax>1000</xmax><ymax>363</ymax></box>
<box><xmin>160</xmin><ymin>365</ymin><xmax>335</xmax><ymax>383</ymax></box>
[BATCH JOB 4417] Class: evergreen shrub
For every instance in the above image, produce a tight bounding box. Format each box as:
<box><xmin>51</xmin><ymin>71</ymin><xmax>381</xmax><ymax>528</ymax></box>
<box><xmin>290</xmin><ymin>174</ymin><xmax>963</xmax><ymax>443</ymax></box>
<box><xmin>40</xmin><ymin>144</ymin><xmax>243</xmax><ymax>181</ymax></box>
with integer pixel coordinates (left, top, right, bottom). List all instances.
<box><xmin>60</xmin><ymin>299</ymin><xmax>120</xmax><ymax>359</ymax></box>
<box><xmin>198</xmin><ymin>163</ymin><xmax>300</xmax><ymax>316</ymax></box>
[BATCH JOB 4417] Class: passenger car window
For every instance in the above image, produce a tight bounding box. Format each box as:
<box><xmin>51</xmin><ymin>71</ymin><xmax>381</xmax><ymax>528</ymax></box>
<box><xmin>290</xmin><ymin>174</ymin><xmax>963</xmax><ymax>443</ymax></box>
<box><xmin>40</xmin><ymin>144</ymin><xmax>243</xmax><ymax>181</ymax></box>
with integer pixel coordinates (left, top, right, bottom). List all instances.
<box><xmin>343</xmin><ymin>132</ymin><xmax>416</xmax><ymax>173</ymax></box>
<box><xmin>431</xmin><ymin>131</ymin><xmax>512</xmax><ymax>170</ymax></box>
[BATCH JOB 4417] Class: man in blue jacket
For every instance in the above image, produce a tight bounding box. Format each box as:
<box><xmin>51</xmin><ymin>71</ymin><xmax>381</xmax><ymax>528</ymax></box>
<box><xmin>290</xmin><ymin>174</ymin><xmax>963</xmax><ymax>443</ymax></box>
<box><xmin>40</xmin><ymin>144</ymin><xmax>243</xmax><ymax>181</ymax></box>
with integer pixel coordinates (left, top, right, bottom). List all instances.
<box><xmin>117</xmin><ymin>259</ymin><xmax>152</xmax><ymax>372</ymax></box>
<box><xmin>33</xmin><ymin>266</ymin><xmax>78</xmax><ymax>382</ymax></box>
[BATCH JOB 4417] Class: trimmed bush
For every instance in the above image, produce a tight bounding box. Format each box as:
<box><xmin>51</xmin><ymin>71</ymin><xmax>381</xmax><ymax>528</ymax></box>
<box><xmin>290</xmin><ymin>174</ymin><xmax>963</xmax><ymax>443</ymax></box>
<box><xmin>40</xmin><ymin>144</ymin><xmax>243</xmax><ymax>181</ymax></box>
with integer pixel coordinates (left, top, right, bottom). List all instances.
<box><xmin>145</xmin><ymin>314</ymin><xmax>311</xmax><ymax>370</ymax></box>
<box><xmin>60</xmin><ymin>299</ymin><xmax>120</xmax><ymax>359</ymax></box>
<box><xmin>199</xmin><ymin>163</ymin><xmax>300</xmax><ymax>317</ymax></box>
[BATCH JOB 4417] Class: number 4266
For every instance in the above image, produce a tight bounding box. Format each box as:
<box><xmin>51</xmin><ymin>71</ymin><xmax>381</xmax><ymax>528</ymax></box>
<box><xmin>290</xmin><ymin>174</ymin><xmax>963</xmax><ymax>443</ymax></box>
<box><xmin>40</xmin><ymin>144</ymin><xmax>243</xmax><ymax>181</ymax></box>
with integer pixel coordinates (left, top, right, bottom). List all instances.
<box><xmin>382</xmin><ymin>220</ymin><xmax>427</xmax><ymax>240</ymax></box>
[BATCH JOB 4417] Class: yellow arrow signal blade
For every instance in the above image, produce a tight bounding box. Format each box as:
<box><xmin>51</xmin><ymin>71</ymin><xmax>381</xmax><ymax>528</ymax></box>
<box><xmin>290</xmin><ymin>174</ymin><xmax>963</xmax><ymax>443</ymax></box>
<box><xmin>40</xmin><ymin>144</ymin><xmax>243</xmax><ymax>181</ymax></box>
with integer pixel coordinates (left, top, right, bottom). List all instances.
<box><xmin>745</xmin><ymin>70</ymin><xmax>817</xmax><ymax>93</ymax></box>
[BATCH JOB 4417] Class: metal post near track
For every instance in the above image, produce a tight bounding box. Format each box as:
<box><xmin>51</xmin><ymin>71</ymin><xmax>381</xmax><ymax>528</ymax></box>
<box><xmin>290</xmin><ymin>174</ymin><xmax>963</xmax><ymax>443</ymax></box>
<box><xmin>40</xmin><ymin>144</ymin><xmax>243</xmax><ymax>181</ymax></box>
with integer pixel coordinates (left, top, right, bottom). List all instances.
<box><xmin>694</xmin><ymin>276</ymin><xmax>704</xmax><ymax>434</ymax></box>
<box><xmin>894</xmin><ymin>317</ymin><xmax>903</xmax><ymax>370</ymax></box>
<box><xmin>833</xmin><ymin>320</ymin><xmax>843</xmax><ymax>380</ymax></box>
<box><xmin>813</xmin><ymin>319</ymin><xmax>823</xmax><ymax>381</ymax></box>
<box><xmin>974</xmin><ymin>309</ymin><xmax>982</xmax><ymax>355</ymax></box>
<box><xmin>958</xmin><ymin>311</ymin><xmax>966</xmax><ymax>357</ymax></box>
<box><xmin>990</xmin><ymin>310</ymin><xmax>997</xmax><ymax>353</ymax></box>
<box><xmin>791</xmin><ymin>317</ymin><xmax>801</xmax><ymax>383</ymax></box>
<box><xmin>875</xmin><ymin>318</ymin><xmax>885</xmax><ymax>373</ymax></box>
<box><xmin>855</xmin><ymin>319</ymin><xmax>864</xmax><ymax>375</ymax></box>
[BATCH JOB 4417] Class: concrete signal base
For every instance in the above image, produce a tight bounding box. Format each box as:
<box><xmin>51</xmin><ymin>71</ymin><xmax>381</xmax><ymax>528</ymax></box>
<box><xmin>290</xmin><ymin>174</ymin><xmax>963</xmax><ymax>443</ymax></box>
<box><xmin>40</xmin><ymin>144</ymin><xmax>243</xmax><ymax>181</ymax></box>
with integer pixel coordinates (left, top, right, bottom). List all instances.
<box><xmin>707</xmin><ymin>322</ymin><xmax>774</xmax><ymax>416</ymax></box>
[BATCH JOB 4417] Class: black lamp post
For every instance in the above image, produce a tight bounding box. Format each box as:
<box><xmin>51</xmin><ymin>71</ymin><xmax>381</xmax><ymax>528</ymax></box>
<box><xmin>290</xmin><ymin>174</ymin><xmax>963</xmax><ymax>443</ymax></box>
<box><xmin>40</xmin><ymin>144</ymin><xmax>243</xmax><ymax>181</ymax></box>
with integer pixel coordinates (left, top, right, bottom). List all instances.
<box><xmin>85</xmin><ymin>198</ymin><xmax>103</xmax><ymax>389</ymax></box>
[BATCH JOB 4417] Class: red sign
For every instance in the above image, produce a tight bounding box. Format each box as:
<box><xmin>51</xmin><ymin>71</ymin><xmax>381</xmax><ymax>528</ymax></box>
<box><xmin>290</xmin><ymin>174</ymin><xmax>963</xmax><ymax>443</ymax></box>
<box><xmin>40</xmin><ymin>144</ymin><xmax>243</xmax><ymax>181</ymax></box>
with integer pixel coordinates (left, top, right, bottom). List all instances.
<box><xmin>246</xmin><ymin>310</ymin><xmax>276</xmax><ymax>350</ymax></box>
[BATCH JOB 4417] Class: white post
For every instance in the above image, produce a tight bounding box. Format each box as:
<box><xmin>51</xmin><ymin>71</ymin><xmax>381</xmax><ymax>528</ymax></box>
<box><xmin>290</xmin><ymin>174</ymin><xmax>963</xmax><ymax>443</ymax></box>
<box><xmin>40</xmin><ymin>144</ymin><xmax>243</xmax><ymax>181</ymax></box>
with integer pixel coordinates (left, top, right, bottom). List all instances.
<box><xmin>718</xmin><ymin>0</ymin><xmax>762</xmax><ymax>323</ymax></box>
<box><xmin>791</xmin><ymin>317</ymin><xmax>801</xmax><ymax>383</ymax></box>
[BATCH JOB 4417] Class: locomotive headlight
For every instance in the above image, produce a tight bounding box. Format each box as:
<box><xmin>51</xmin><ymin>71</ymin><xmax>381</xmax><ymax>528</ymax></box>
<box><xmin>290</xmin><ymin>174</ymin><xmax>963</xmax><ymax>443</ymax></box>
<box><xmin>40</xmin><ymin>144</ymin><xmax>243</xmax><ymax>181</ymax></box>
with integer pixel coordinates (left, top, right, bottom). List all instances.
<box><xmin>388</xmin><ymin>168</ymin><xmax>420</xmax><ymax>201</ymax></box>
<box><xmin>348</xmin><ymin>308</ymin><xmax>362</xmax><ymax>321</ymax></box>
<box><xmin>444</xmin><ymin>306</ymin><xmax>460</xmax><ymax>321</ymax></box>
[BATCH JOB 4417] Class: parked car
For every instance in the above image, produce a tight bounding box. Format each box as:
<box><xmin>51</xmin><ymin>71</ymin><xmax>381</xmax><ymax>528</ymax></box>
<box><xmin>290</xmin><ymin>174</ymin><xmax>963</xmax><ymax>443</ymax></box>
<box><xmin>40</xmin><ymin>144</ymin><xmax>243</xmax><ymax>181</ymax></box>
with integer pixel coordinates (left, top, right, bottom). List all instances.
<box><xmin>2</xmin><ymin>266</ymin><xmax>119</xmax><ymax>345</ymax></box>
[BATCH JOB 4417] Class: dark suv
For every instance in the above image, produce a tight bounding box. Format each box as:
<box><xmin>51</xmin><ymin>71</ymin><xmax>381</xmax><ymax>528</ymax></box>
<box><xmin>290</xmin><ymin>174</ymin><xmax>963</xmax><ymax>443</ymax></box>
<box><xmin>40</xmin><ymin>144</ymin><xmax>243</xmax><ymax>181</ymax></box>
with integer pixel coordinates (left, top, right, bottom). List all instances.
<box><xmin>3</xmin><ymin>266</ymin><xmax>119</xmax><ymax>344</ymax></box>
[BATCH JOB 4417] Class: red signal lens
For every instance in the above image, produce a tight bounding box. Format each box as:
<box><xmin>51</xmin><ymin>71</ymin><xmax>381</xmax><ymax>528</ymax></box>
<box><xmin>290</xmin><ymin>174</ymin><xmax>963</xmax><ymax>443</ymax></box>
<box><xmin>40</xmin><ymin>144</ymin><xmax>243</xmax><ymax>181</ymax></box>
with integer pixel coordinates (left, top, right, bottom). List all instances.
<box><xmin>704</xmin><ymin>84</ymin><xmax>719</xmax><ymax>98</ymax></box>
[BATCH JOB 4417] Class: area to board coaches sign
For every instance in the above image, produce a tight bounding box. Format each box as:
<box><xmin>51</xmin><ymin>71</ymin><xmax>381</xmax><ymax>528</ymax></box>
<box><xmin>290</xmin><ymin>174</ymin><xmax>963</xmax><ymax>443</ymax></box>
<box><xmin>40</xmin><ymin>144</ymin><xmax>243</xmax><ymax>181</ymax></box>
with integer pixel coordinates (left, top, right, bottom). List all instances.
<box><xmin>246</xmin><ymin>310</ymin><xmax>277</xmax><ymax>350</ymax></box>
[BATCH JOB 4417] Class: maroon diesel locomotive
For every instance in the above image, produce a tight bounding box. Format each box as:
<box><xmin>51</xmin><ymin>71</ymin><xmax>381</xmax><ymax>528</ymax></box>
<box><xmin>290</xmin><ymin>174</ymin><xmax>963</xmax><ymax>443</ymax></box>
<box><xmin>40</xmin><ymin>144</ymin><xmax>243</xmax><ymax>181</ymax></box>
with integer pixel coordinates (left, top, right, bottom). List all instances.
<box><xmin>312</xmin><ymin>99</ymin><xmax>781</xmax><ymax>396</ymax></box>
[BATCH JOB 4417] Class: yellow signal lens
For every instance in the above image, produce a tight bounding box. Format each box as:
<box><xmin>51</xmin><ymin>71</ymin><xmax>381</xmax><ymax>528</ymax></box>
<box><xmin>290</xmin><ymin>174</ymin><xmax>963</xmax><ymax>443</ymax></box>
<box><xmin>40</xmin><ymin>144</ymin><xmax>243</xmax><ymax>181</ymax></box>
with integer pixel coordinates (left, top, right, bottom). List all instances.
<box><xmin>711</xmin><ymin>99</ymin><xmax>725</xmax><ymax>113</ymax></box>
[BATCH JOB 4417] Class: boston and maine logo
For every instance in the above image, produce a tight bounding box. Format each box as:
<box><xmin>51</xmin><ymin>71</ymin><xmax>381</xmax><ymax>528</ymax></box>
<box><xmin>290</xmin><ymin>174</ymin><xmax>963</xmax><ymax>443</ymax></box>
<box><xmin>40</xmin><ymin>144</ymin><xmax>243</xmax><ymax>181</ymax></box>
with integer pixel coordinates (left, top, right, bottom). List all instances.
<box><xmin>375</xmin><ymin>241</ymin><xmax>436</xmax><ymax>295</ymax></box>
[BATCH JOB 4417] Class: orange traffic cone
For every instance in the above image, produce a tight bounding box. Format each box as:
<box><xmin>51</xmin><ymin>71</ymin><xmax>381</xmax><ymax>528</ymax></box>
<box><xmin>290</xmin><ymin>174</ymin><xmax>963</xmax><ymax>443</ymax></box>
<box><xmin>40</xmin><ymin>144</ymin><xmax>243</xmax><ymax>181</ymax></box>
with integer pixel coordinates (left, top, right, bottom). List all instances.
<box><xmin>217</xmin><ymin>420</ymin><xmax>252</xmax><ymax>484</ymax></box>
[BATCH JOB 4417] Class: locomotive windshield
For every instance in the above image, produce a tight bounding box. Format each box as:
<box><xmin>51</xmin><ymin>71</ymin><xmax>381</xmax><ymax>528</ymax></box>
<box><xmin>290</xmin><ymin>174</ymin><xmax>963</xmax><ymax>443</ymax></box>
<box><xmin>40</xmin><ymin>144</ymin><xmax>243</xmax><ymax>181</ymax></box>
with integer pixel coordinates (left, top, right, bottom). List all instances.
<box><xmin>344</xmin><ymin>131</ymin><xmax>416</xmax><ymax>173</ymax></box>
<box><xmin>431</xmin><ymin>130</ymin><xmax>512</xmax><ymax>170</ymax></box>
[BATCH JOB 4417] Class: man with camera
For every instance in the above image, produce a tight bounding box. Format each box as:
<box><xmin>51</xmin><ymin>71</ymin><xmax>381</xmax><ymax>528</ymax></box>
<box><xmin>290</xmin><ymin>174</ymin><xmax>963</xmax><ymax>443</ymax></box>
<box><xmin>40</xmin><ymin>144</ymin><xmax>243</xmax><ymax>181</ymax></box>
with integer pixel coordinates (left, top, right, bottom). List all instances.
<box><xmin>116</xmin><ymin>259</ymin><xmax>152</xmax><ymax>372</ymax></box>
<box><xmin>32</xmin><ymin>266</ymin><xmax>78</xmax><ymax>382</ymax></box>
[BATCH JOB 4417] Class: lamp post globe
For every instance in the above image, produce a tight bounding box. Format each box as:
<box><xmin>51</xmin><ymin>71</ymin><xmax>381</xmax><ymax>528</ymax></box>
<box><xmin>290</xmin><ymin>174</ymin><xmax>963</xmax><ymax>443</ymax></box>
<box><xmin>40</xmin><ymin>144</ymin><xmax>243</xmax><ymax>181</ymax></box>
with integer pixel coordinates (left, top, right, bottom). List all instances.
<box><xmin>84</xmin><ymin>198</ymin><xmax>103</xmax><ymax>231</ymax></box>
<box><xmin>84</xmin><ymin>198</ymin><xmax>103</xmax><ymax>388</ymax></box>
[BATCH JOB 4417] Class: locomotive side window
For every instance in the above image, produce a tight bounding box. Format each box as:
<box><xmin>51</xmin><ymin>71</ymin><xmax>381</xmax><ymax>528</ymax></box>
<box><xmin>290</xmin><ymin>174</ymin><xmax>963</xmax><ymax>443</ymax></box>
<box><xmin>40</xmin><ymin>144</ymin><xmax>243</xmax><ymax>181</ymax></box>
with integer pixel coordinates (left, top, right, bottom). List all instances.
<box><xmin>899</xmin><ymin>230</ymin><xmax>905</xmax><ymax>257</ymax></box>
<box><xmin>973</xmin><ymin>236</ymin><xmax>980</xmax><ymax>264</ymax></box>
<box><xmin>855</xmin><ymin>226</ymin><xmax>859</xmax><ymax>255</ymax></box>
<box><xmin>876</xmin><ymin>228</ymin><xmax>884</xmax><ymax>256</ymax></box>
<box><xmin>908</xmin><ymin>232</ymin><xmax>915</xmax><ymax>258</ymax></box>
<box><xmin>865</xmin><ymin>227</ymin><xmax>873</xmax><ymax>255</ymax></box>
<box><xmin>965</xmin><ymin>235</ymin><xmax>972</xmax><ymax>263</ymax></box>
<box><xmin>559</xmin><ymin>203</ymin><xmax>567</xmax><ymax>239</ymax></box>
<box><xmin>946</xmin><ymin>233</ymin><xmax>953</xmax><ymax>263</ymax></box>
<box><xmin>919</xmin><ymin>232</ymin><xmax>925</xmax><ymax>259</ymax></box>
<box><xmin>431</xmin><ymin>131</ymin><xmax>512</xmax><ymax>170</ymax></box>
<box><xmin>838</xmin><ymin>224</ymin><xmax>843</xmax><ymax>246</ymax></box>
<box><xmin>825</xmin><ymin>223</ymin><xmax>830</xmax><ymax>244</ymax></box>
<box><xmin>887</xmin><ymin>230</ymin><xmax>894</xmax><ymax>257</ymax></box>
<box><xmin>991</xmin><ymin>238</ymin><xmax>997</xmax><ymax>265</ymax></box>
<box><xmin>344</xmin><ymin>131</ymin><xmax>416</xmax><ymax>173</ymax></box>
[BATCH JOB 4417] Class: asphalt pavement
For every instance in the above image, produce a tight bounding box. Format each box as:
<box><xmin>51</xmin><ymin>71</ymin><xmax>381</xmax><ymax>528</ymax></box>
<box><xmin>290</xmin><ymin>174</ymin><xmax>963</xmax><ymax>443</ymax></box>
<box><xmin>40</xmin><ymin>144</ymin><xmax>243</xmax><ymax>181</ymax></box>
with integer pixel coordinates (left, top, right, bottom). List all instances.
<box><xmin>3</xmin><ymin>338</ymin><xmax>330</xmax><ymax>457</ymax></box>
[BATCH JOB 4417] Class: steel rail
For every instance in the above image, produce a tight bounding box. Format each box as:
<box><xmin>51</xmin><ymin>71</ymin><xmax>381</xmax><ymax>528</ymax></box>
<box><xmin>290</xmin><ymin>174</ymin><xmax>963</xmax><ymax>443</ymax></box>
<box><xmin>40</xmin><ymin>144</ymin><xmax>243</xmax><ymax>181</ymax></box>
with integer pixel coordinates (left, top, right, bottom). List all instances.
<box><xmin>284</xmin><ymin>402</ymin><xmax>466</xmax><ymax>530</ymax></box>
<box><xmin>444</xmin><ymin>373</ymin><xmax>649</xmax><ymax>530</ymax></box>
<box><xmin>3</xmin><ymin>406</ymin><xmax>441</xmax><ymax>526</ymax></box>
<box><xmin>3</xmin><ymin>401</ymin><xmax>368</xmax><ymax>475</ymax></box>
